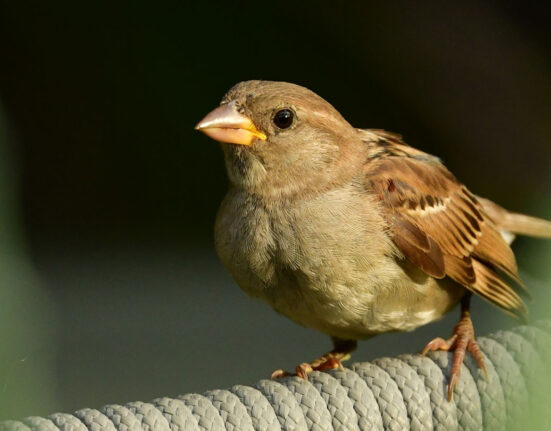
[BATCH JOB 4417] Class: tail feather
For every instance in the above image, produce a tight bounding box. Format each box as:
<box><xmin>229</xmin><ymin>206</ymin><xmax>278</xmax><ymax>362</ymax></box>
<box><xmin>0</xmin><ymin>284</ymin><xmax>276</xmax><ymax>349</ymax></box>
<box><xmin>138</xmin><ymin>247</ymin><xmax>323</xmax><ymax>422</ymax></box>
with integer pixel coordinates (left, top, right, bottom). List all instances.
<box><xmin>478</xmin><ymin>197</ymin><xmax>551</xmax><ymax>239</ymax></box>
<box><xmin>498</xmin><ymin>212</ymin><xmax>551</xmax><ymax>238</ymax></box>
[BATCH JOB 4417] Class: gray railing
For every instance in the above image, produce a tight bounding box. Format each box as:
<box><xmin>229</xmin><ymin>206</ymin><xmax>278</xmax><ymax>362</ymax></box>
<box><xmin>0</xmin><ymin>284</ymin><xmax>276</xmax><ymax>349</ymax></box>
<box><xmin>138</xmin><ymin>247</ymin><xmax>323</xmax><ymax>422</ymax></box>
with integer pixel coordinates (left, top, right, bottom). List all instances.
<box><xmin>1</xmin><ymin>321</ymin><xmax>550</xmax><ymax>430</ymax></box>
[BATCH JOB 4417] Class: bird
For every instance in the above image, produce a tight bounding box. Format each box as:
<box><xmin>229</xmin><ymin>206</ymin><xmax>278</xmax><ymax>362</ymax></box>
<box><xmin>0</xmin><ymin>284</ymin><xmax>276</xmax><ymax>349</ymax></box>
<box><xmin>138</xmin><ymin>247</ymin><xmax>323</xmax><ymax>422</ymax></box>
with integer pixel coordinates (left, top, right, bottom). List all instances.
<box><xmin>195</xmin><ymin>80</ymin><xmax>551</xmax><ymax>400</ymax></box>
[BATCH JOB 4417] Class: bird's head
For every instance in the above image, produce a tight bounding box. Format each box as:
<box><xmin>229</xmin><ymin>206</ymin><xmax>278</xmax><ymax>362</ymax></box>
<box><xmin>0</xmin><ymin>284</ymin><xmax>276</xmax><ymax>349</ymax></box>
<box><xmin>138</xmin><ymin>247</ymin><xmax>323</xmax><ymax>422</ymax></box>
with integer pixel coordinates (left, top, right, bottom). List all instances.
<box><xmin>196</xmin><ymin>81</ymin><xmax>363</xmax><ymax>198</ymax></box>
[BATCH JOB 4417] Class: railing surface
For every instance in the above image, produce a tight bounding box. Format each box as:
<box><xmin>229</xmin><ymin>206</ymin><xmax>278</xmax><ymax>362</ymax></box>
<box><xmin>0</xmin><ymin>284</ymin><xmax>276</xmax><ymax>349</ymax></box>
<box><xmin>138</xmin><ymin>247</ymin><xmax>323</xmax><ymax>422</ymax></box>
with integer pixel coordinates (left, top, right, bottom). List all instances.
<box><xmin>1</xmin><ymin>321</ymin><xmax>550</xmax><ymax>430</ymax></box>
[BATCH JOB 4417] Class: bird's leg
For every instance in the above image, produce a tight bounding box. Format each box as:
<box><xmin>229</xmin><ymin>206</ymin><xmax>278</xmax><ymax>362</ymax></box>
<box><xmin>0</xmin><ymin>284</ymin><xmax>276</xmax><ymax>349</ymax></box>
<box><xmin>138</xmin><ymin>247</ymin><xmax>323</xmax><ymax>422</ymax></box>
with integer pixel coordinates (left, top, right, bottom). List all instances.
<box><xmin>271</xmin><ymin>338</ymin><xmax>357</xmax><ymax>379</ymax></box>
<box><xmin>421</xmin><ymin>293</ymin><xmax>488</xmax><ymax>401</ymax></box>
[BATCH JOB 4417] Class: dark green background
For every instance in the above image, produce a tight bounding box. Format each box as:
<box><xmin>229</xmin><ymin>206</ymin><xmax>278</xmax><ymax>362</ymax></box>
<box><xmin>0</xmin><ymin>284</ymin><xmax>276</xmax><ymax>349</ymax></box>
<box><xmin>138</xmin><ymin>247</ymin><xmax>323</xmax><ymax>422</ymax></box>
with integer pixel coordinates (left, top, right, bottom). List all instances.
<box><xmin>0</xmin><ymin>1</ymin><xmax>550</xmax><ymax>419</ymax></box>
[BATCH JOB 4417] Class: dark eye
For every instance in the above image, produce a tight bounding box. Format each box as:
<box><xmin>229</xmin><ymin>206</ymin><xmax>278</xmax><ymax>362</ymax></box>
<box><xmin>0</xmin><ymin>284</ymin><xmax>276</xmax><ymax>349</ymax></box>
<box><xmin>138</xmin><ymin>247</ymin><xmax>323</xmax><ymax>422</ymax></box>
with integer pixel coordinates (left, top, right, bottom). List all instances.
<box><xmin>273</xmin><ymin>109</ymin><xmax>294</xmax><ymax>129</ymax></box>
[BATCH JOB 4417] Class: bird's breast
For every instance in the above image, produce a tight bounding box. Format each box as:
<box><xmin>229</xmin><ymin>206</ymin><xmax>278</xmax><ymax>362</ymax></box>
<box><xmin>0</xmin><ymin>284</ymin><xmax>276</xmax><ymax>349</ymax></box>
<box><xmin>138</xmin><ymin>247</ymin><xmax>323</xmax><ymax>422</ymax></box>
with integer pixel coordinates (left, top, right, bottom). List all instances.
<box><xmin>214</xmin><ymin>185</ymin><xmax>462</xmax><ymax>338</ymax></box>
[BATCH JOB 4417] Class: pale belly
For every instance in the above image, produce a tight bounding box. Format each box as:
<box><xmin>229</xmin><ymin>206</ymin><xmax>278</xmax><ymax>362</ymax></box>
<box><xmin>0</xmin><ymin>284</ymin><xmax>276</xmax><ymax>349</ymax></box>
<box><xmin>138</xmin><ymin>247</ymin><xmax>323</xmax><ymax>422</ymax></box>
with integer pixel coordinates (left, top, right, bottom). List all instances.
<box><xmin>259</xmin><ymin>258</ymin><xmax>463</xmax><ymax>339</ymax></box>
<box><xmin>215</xmin><ymin>186</ymin><xmax>464</xmax><ymax>340</ymax></box>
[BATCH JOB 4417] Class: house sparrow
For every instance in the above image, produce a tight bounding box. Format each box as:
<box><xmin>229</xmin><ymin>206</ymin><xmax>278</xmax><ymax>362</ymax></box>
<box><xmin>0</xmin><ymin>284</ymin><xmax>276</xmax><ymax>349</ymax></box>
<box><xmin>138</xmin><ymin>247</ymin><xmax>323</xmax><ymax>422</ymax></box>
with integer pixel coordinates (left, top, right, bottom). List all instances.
<box><xmin>195</xmin><ymin>80</ymin><xmax>551</xmax><ymax>400</ymax></box>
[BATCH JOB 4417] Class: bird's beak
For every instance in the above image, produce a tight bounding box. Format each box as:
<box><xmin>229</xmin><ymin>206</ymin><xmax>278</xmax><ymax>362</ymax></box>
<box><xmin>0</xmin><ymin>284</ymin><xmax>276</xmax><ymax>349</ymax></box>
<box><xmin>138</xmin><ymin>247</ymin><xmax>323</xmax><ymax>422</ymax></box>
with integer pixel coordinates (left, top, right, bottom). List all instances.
<box><xmin>195</xmin><ymin>102</ymin><xmax>266</xmax><ymax>146</ymax></box>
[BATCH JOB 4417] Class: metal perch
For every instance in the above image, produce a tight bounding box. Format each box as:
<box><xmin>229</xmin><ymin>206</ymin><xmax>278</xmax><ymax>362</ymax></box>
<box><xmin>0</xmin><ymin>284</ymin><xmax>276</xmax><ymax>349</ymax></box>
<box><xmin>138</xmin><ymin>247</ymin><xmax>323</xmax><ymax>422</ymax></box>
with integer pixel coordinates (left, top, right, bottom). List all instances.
<box><xmin>2</xmin><ymin>321</ymin><xmax>550</xmax><ymax>430</ymax></box>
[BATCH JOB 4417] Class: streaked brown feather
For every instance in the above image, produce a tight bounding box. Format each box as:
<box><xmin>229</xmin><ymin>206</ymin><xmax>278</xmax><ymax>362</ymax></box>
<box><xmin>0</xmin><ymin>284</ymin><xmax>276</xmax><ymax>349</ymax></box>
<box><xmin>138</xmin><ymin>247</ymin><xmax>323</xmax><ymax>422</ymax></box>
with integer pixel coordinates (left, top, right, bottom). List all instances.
<box><xmin>444</xmin><ymin>255</ymin><xmax>476</xmax><ymax>286</ymax></box>
<box><xmin>473</xmin><ymin>220</ymin><xmax>526</xmax><ymax>291</ymax></box>
<box><xmin>393</xmin><ymin>216</ymin><xmax>430</xmax><ymax>251</ymax></box>
<box><xmin>393</xmin><ymin>220</ymin><xmax>445</xmax><ymax>278</ymax></box>
<box><xmin>470</xmin><ymin>259</ymin><xmax>528</xmax><ymax>321</ymax></box>
<box><xmin>363</xmin><ymin>130</ymin><xmax>528</xmax><ymax>320</ymax></box>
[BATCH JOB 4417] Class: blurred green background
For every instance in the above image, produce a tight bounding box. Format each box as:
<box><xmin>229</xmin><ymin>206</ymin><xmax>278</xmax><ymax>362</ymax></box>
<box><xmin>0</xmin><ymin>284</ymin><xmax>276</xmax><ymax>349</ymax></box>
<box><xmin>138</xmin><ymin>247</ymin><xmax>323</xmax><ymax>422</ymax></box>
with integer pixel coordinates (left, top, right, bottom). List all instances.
<box><xmin>0</xmin><ymin>0</ymin><xmax>550</xmax><ymax>420</ymax></box>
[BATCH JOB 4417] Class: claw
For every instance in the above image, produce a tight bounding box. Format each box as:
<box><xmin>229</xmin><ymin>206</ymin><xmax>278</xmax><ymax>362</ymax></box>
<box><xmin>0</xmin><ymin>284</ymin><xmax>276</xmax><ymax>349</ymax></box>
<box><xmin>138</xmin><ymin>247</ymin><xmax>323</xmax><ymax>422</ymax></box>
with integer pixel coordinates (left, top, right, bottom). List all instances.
<box><xmin>271</xmin><ymin>339</ymin><xmax>356</xmax><ymax>380</ymax></box>
<box><xmin>317</xmin><ymin>356</ymin><xmax>344</xmax><ymax>371</ymax></box>
<box><xmin>271</xmin><ymin>355</ymin><xmax>345</xmax><ymax>380</ymax></box>
<box><xmin>468</xmin><ymin>339</ymin><xmax>489</xmax><ymax>381</ymax></box>
<box><xmin>421</xmin><ymin>299</ymin><xmax>487</xmax><ymax>401</ymax></box>
<box><xmin>296</xmin><ymin>363</ymin><xmax>313</xmax><ymax>379</ymax></box>
<box><xmin>447</xmin><ymin>372</ymin><xmax>460</xmax><ymax>401</ymax></box>
<box><xmin>270</xmin><ymin>369</ymin><xmax>290</xmax><ymax>379</ymax></box>
<box><xmin>421</xmin><ymin>336</ymin><xmax>457</xmax><ymax>356</ymax></box>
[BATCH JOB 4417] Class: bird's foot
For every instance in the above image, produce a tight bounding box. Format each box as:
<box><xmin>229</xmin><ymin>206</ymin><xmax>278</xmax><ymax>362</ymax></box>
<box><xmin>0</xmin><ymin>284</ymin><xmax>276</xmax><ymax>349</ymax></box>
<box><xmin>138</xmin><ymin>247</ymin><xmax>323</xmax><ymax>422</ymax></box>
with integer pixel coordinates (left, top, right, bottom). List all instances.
<box><xmin>422</xmin><ymin>313</ymin><xmax>488</xmax><ymax>401</ymax></box>
<box><xmin>270</xmin><ymin>351</ymin><xmax>350</xmax><ymax>379</ymax></box>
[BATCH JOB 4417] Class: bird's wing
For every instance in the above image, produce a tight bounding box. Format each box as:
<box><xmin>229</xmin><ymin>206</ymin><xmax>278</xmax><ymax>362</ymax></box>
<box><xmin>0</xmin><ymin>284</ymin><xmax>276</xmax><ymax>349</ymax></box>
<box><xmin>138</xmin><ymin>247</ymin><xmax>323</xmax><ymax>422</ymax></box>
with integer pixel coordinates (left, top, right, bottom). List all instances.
<box><xmin>361</xmin><ymin>130</ymin><xmax>528</xmax><ymax>321</ymax></box>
